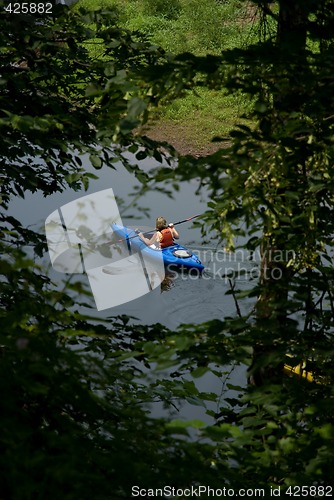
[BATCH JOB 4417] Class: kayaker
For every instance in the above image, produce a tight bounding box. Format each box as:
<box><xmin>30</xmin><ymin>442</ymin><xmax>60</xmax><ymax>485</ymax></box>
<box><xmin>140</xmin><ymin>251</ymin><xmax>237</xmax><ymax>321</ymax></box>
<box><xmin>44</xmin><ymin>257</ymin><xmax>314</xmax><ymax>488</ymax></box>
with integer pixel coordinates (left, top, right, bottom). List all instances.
<box><xmin>139</xmin><ymin>216</ymin><xmax>179</xmax><ymax>249</ymax></box>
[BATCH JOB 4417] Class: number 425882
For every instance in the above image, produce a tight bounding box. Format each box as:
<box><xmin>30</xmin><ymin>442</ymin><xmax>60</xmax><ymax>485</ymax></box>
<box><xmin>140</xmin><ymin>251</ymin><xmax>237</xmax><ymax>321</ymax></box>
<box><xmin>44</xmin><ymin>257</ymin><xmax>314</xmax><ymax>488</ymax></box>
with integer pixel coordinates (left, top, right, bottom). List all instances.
<box><xmin>285</xmin><ymin>485</ymin><xmax>332</xmax><ymax>497</ymax></box>
<box><xmin>4</xmin><ymin>3</ymin><xmax>53</xmax><ymax>14</ymax></box>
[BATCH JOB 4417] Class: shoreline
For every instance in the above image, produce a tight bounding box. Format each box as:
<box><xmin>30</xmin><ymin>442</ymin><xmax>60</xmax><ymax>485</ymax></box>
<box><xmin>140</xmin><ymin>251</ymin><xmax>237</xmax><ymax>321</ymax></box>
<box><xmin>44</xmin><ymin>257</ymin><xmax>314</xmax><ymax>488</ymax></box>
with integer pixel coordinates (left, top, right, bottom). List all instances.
<box><xmin>140</xmin><ymin>119</ymin><xmax>229</xmax><ymax>157</ymax></box>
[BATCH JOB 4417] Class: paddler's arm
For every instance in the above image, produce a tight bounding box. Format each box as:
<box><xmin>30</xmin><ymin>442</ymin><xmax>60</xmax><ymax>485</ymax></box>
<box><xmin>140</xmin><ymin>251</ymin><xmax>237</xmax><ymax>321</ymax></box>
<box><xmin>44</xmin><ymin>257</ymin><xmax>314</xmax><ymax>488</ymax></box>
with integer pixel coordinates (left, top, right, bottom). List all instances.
<box><xmin>169</xmin><ymin>223</ymin><xmax>179</xmax><ymax>239</ymax></box>
<box><xmin>138</xmin><ymin>232</ymin><xmax>159</xmax><ymax>246</ymax></box>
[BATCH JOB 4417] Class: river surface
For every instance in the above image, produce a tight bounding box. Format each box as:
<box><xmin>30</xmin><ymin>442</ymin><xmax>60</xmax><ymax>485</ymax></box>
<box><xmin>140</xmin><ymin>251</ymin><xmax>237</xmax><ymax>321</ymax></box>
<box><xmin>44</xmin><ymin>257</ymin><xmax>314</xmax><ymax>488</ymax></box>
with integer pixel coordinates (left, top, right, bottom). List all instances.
<box><xmin>9</xmin><ymin>153</ymin><xmax>256</xmax><ymax>422</ymax></box>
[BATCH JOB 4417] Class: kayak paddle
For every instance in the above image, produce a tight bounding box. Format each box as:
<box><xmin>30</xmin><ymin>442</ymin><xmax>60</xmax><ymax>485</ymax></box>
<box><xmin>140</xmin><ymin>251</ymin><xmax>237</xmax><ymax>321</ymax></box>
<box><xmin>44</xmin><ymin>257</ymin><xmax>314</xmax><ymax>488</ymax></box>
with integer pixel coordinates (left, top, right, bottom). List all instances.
<box><xmin>172</xmin><ymin>214</ymin><xmax>202</xmax><ymax>226</ymax></box>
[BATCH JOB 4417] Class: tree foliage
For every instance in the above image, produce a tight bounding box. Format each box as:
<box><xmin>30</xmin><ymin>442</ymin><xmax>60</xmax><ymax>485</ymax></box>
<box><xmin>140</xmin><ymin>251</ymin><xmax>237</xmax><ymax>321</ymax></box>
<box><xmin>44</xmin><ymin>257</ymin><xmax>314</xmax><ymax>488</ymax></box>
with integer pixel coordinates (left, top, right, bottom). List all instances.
<box><xmin>1</xmin><ymin>0</ymin><xmax>334</xmax><ymax>497</ymax></box>
<box><xmin>140</xmin><ymin>0</ymin><xmax>334</xmax><ymax>484</ymax></box>
<box><xmin>0</xmin><ymin>0</ymin><xmax>169</xmax><ymax>209</ymax></box>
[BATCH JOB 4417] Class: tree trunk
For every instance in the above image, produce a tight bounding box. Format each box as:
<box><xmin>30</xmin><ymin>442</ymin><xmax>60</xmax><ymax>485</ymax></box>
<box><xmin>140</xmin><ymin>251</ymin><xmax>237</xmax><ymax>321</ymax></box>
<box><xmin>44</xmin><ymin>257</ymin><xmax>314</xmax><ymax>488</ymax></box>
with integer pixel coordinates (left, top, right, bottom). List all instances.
<box><xmin>250</xmin><ymin>0</ymin><xmax>310</xmax><ymax>386</ymax></box>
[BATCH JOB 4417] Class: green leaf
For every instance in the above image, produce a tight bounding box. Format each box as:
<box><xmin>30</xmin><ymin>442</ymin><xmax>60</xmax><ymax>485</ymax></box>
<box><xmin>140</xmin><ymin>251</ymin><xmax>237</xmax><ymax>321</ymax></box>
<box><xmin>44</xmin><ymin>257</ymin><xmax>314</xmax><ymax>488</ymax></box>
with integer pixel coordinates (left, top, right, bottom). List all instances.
<box><xmin>191</xmin><ymin>366</ymin><xmax>209</xmax><ymax>378</ymax></box>
<box><xmin>89</xmin><ymin>154</ymin><xmax>103</xmax><ymax>169</ymax></box>
<box><xmin>127</xmin><ymin>96</ymin><xmax>147</xmax><ymax>119</ymax></box>
<box><xmin>166</xmin><ymin>419</ymin><xmax>205</xmax><ymax>429</ymax></box>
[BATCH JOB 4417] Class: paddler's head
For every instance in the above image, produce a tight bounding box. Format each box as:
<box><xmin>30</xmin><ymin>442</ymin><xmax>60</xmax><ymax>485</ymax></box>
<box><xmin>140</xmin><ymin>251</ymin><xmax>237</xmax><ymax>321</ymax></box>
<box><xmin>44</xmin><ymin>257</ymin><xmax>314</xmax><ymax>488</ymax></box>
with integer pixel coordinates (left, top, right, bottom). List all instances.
<box><xmin>156</xmin><ymin>217</ymin><xmax>167</xmax><ymax>231</ymax></box>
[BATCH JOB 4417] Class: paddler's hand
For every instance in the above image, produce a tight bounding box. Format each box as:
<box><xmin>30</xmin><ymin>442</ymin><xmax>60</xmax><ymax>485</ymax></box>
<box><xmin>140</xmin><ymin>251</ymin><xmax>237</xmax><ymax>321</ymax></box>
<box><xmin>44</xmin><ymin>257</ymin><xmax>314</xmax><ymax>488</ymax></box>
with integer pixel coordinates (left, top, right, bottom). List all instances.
<box><xmin>168</xmin><ymin>223</ymin><xmax>174</xmax><ymax>228</ymax></box>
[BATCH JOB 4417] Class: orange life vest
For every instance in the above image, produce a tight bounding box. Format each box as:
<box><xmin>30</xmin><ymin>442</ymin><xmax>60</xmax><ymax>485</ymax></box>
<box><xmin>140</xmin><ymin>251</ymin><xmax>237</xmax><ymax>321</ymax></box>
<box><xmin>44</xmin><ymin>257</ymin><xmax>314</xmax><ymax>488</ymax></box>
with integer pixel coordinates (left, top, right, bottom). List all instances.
<box><xmin>159</xmin><ymin>228</ymin><xmax>174</xmax><ymax>248</ymax></box>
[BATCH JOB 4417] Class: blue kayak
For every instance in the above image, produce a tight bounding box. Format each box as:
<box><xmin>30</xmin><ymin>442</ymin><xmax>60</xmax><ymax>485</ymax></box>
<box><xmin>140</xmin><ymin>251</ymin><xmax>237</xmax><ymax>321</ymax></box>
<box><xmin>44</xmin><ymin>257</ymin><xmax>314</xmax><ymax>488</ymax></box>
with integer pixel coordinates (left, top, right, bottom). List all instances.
<box><xmin>111</xmin><ymin>223</ymin><xmax>204</xmax><ymax>272</ymax></box>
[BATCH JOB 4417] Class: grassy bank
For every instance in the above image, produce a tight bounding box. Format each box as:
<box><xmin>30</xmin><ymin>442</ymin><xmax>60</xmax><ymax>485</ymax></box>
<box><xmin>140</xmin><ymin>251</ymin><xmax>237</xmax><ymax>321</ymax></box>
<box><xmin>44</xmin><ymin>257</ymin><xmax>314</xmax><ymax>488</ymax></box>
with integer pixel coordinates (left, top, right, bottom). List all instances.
<box><xmin>75</xmin><ymin>0</ymin><xmax>263</xmax><ymax>153</ymax></box>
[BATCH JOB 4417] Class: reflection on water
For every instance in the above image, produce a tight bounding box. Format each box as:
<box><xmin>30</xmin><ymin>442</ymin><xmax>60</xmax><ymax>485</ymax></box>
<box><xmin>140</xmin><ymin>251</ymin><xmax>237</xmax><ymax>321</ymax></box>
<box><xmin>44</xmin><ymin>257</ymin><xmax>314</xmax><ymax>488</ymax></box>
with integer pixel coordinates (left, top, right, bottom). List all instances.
<box><xmin>160</xmin><ymin>271</ymin><xmax>176</xmax><ymax>293</ymax></box>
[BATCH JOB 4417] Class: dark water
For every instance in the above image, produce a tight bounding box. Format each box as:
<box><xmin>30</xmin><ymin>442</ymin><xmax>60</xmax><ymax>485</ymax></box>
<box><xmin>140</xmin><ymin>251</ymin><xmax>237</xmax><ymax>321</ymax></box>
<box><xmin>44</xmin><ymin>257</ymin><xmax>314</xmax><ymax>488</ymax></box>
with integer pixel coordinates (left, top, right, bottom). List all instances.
<box><xmin>9</xmin><ymin>154</ymin><xmax>255</xmax><ymax>422</ymax></box>
<box><xmin>9</xmin><ymin>154</ymin><xmax>254</xmax><ymax>323</ymax></box>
